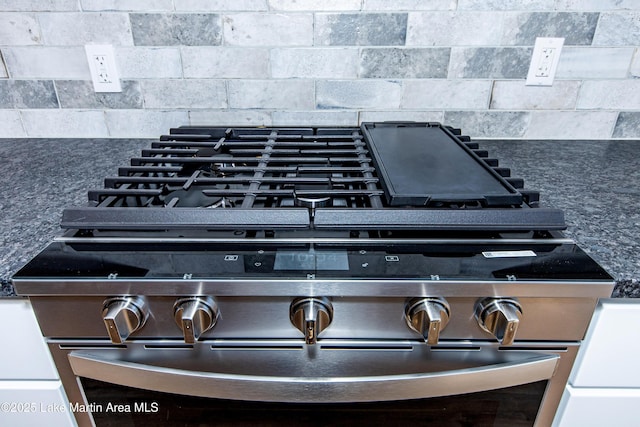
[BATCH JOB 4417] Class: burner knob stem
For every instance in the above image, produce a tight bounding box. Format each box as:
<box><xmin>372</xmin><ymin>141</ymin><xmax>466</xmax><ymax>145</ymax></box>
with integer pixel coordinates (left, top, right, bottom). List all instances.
<box><xmin>290</xmin><ymin>297</ymin><xmax>333</xmax><ymax>345</ymax></box>
<box><xmin>102</xmin><ymin>297</ymin><xmax>149</xmax><ymax>344</ymax></box>
<box><xmin>474</xmin><ymin>298</ymin><xmax>523</xmax><ymax>346</ymax></box>
<box><xmin>174</xmin><ymin>297</ymin><xmax>219</xmax><ymax>344</ymax></box>
<box><xmin>405</xmin><ymin>298</ymin><xmax>451</xmax><ymax>345</ymax></box>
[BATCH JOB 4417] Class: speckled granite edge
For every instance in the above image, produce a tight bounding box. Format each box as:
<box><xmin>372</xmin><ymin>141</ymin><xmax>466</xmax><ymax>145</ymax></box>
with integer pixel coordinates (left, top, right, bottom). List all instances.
<box><xmin>1</xmin><ymin>279</ymin><xmax>16</xmax><ymax>297</ymax></box>
<box><xmin>612</xmin><ymin>279</ymin><xmax>640</xmax><ymax>298</ymax></box>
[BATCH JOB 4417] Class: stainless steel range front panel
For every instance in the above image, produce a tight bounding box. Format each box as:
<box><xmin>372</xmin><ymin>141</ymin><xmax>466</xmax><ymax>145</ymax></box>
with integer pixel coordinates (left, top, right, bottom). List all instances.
<box><xmin>29</xmin><ymin>294</ymin><xmax>599</xmax><ymax>342</ymax></box>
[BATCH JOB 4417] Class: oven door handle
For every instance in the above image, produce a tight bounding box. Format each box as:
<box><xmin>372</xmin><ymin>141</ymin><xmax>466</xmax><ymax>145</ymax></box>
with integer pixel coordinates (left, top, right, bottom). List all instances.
<box><xmin>68</xmin><ymin>351</ymin><xmax>559</xmax><ymax>402</ymax></box>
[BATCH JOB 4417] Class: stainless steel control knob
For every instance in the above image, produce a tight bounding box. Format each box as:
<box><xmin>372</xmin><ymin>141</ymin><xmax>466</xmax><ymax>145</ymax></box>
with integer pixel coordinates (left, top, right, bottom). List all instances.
<box><xmin>290</xmin><ymin>297</ymin><xmax>333</xmax><ymax>345</ymax></box>
<box><xmin>474</xmin><ymin>298</ymin><xmax>523</xmax><ymax>345</ymax></box>
<box><xmin>405</xmin><ymin>297</ymin><xmax>451</xmax><ymax>345</ymax></box>
<box><xmin>102</xmin><ymin>296</ymin><xmax>149</xmax><ymax>344</ymax></box>
<box><xmin>174</xmin><ymin>297</ymin><xmax>219</xmax><ymax>344</ymax></box>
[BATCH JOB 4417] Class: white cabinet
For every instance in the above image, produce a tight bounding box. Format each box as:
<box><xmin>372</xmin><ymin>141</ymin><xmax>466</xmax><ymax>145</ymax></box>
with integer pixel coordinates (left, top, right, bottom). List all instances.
<box><xmin>0</xmin><ymin>299</ymin><xmax>75</xmax><ymax>427</ymax></box>
<box><xmin>0</xmin><ymin>381</ymin><xmax>76</xmax><ymax>427</ymax></box>
<box><xmin>0</xmin><ymin>299</ymin><xmax>58</xmax><ymax>379</ymax></box>
<box><xmin>570</xmin><ymin>299</ymin><xmax>640</xmax><ymax>388</ymax></box>
<box><xmin>555</xmin><ymin>387</ymin><xmax>640</xmax><ymax>427</ymax></box>
<box><xmin>553</xmin><ymin>299</ymin><xmax>640</xmax><ymax>427</ymax></box>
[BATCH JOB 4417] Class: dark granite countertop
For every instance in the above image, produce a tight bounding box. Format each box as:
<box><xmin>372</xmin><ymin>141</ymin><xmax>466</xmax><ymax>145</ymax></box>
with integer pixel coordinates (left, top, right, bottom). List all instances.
<box><xmin>1</xmin><ymin>137</ymin><xmax>638</xmax><ymax>298</ymax></box>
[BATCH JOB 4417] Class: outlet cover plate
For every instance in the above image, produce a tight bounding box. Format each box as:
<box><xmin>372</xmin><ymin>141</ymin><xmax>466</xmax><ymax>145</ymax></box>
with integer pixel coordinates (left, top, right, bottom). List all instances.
<box><xmin>526</xmin><ymin>37</ymin><xmax>564</xmax><ymax>86</ymax></box>
<box><xmin>85</xmin><ymin>45</ymin><xmax>122</xmax><ymax>93</ymax></box>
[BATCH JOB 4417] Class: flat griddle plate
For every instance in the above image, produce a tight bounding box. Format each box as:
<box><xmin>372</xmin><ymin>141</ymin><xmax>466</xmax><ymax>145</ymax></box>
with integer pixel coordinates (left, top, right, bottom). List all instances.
<box><xmin>362</xmin><ymin>123</ymin><xmax>523</xmax><ymax>207</ymax></box>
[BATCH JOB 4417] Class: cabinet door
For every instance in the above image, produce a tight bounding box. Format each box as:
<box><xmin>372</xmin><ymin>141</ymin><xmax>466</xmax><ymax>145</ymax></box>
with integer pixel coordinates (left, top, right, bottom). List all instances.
<box><xmin>0</xmin><ymin>299</ymin><xmax>58</xmax><ymax>380</ymax></box>
<box><xmin>0</xmin><ymin>381</ymin><xmax>76</xmax><ymax>427</ymax></box>
<box><xmin>571</xmin><ymin>299</ymin><xmax>640</xmax><ymax>388</ymax></box>
<box><xmin>554</xmin><ymin>386</ymin><xmax>640</xmax><ymax>427</ymax></box>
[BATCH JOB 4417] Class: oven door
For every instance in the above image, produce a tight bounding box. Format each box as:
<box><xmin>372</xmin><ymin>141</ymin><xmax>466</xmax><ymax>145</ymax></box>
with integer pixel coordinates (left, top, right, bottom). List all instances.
<box><xmin>57</xmin><ymin>340</ymin><xmax>574</xmax><ymax>427</ymax></box>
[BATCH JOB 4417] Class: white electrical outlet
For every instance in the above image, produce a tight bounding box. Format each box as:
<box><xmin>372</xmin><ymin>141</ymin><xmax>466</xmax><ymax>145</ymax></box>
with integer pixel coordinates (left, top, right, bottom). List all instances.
<box><xmin>526</xmin><ymin>37</ymin><xmax>564</xmax><ymax>86</ymax></box>
<box><xmin>85</xmin><ymin>45</ymin><xmax>121</xmax><ymax>93</ymax></box>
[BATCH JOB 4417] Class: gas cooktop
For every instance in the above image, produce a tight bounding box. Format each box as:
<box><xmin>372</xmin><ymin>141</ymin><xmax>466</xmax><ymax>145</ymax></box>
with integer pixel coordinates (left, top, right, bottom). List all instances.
<box><xmin>17</xmin><ymin>122</ymin><xmax>612</xmax><ymax>283</ymax></box>
<box><xmin>60</xmin><ymin>122</ymin><xmax>565</xmax><ymax>236</ymax></box>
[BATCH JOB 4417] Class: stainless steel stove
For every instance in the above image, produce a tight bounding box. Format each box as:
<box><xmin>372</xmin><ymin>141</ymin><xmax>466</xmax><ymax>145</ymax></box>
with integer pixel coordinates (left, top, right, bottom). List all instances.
<box><xmin>13</xmin><ymin>122</ymin><xmax>613</xmax><ymax>427</ymax></box>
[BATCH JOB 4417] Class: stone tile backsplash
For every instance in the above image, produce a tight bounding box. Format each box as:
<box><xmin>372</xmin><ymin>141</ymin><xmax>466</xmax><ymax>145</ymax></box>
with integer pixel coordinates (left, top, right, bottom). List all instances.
<box><xmin>56</xmin><ymin>80</ymin><xmax>142</xmax><ymax>109</ymax></box>
<box><xmin>224</xmin><ymin>13</ymin><xmax>313</xmax><ymax>46</ymax></box>
<box><xmin>0</xmin><ymin>13</ymin><xmax>41</xmax><ymax>45</ymax></box>
<box><xmin>141</xmin><ymin>79</ymin><xmax>227</xmax><ymax>109</ymax></box>
<box><xmin>613</xmin><ymin>112</ymin><xmax>640</xmax><ymax>138</ymax></box>
<box><xmin>0</xmin><ymin>3</ymin><xmax>639</xmax><ymax>138</ymax></box>
<box><xmin>39</xmin><ymin>13</ymin><xmax>133</xmax><ymax>45</ymax></box>
<box><xmin>359</xmin><ymin>48</ymin><xmax>450</xmax><ymax>78</ymax></box>
<box><xmin>490</xmin><ymin>81</ymin><xmax>581</xmax><ymax>110</ymax></box>
<box><xmin>315</xmin><ymin>13</ymin><xmax>408</xmax><ymax>46</ymax></box>
<box><xmin>316</xmin><ymin>80</ymin><xmax>403</xmax><ymax>109</ymax></box>
<box><xmin>0</xmin><ymin>54</ymin><xmax>7</xmax><ymax>78</ymax></box>
<box><xmin>131</xmin><ymin>13</ymin><xmax>221</xmax><ymax>46</ymax></box>
<box><xmin>0</xmin><ymin>80</ymin><xmax>58</xmax><ymax>109</ymax></box>
<box><xmin>448</xmin><ymin>47</ymin><xmax>532</xmax><ymax>79</ymax></box>
<box><xmin>501</xmin><ymin>12</ymin><xmax>599</xmax><ymax>45</ymax></box>
<box><xmin>593</xmin><ymin>12</ymin><xmax>640</xmax><ymax>46</ymax></box>
<box><xmin>271</xmin><ymin>48</ymin><xmax>358</xmax><ymax>78</ymax></box>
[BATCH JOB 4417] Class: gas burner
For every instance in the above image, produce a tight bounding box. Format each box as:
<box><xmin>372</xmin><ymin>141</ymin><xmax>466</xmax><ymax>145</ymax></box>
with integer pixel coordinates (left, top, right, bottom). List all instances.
<box><xmin>207</xmin><ymin>197</ymin><xmax>236</xmax><ymax>209</ymax></box>
<box><xmin>177</xmin><ymin>153</ymin><xmax>236</xmax><ymax>178</ymax></box>
<box><xmin>294</xmin><ymin>193</ymin><xmax>331</xmax><ymax>209</ymax></box>
<box><xmin>163</xmin><ymin>188</ymin><xmax>220</xmax><ymax>208</ymax></box>
<box><xmin>207</xmin><ymin>153</ymin><xmax>236</xmax><ymax>178</ymax></box>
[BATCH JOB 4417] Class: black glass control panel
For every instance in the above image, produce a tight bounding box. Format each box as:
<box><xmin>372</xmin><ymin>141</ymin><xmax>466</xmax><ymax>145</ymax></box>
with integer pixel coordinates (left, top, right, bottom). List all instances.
<box><xmin>15</xmin><ymin>241</ymin><xmax>613</xmax><ymax>281</ymax></box>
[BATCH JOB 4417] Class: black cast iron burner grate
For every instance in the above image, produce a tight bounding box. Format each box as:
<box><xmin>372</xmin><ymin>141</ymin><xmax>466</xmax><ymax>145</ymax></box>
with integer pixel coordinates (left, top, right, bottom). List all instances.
<box><xmin>92</xmin><ymin>126</ymin><xmax>383</xmax><ymax>210</ymax></box>
<box><xmin>61</xmin><ymin>123</ymin><xmax>565</xmax><ymax>232</ymax></box>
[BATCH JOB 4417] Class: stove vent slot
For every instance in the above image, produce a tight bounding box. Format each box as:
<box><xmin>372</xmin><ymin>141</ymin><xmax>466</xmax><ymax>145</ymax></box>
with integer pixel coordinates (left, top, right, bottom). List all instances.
<box><xmin>144</xmin><ymin>344</ymin><xmax>194</xmax><ymax>350</ymax></box>
<box><xmin>58</xmin><ymin>344</ymin><xmax>127</xmax><ymax>350</ymax></box>
<box><xmin>320</xmin><ymin>344</ymin><xmax>412</xmax><ymax>352</ymax></box>
<box><xmin>498</xmin><ymin>346</ymin><xmax>568</xmax><ymax>352</ymax></box>
<box><xmin>430</xmin><ymin>345</ymin><xmax>482</xmax><ymax>352</ymax></box>
<box><xmin>210</xmin><ymin>344</ymin><xmax>304</xmax><ymax>351</ymax></box>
